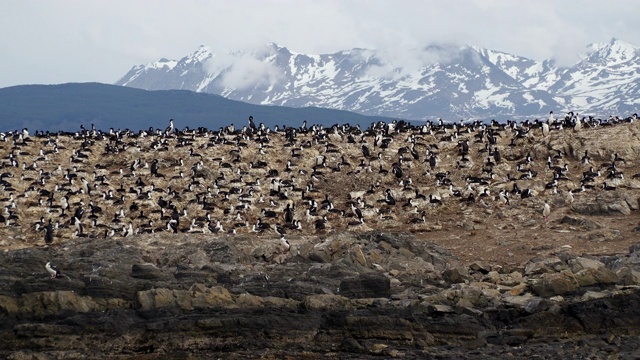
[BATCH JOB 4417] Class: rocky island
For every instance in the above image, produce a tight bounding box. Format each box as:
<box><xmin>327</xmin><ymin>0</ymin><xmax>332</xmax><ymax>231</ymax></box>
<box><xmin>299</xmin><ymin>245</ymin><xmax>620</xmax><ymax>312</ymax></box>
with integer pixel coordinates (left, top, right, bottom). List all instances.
<box><xmin>2</xmin><ymin>113</ymin><xmax>640</xmax><ymax>358</ymax></box>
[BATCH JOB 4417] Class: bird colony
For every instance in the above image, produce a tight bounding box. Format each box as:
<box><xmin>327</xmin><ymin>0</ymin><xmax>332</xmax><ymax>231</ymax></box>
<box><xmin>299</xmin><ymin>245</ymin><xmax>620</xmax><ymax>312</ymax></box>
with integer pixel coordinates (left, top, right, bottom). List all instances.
<box><xmin>0</xmin><ymin>112</ymin><xmax>638</xmax><ymax>250</ymax></box>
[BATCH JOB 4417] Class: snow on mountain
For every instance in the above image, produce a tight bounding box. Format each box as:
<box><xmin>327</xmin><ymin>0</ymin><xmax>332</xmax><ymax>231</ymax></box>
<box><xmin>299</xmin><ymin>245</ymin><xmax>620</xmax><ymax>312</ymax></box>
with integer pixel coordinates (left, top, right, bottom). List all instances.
<box><xmin>550</xmin><ymin>38</ymin><xmax>640</xmax><ymax>113</ymax></box>
<box><xmin>472</xmin><ymin>47</ymin><xmax>564</xmax><ymax>92</ymax></box>
<box><xmin>116</xmin><ymin>40</ymin><xmax>640</xmax><ymax>121</ymax></box>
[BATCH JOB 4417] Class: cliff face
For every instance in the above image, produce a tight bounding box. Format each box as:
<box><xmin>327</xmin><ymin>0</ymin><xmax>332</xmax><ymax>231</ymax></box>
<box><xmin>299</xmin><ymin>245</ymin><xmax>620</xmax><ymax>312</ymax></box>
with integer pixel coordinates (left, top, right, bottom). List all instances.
<box><xmin>3</xmin><ymin>231</ymin><xmax>640</xmax><ymax>359</ymax></box>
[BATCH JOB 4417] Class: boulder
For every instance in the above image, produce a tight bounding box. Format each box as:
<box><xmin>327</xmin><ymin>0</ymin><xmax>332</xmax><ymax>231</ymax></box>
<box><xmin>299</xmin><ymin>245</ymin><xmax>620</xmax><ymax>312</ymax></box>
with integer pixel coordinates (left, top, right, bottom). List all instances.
<box><xmin>567</xmin><ymin>256</ymin><xmax>605</xmax><ymax>272</ymax></box>
<box><xmin>571</xmin><ymin>192</ymin><xmax>633</xmax><ymax>216</ymax></box>
<box><xmin>469</xmin><ymin>261</ymin><xmax>490</xmax><ymax>274</ymax></box>
<box><xmin>524</xmin><ymin>257</ymin><xmax>568</xmax><ymax>276</ymax></box>
<box><xmin>573</xmin><ymin>267</ymin><xmax>618</xmax><ymax>287</ymax></box>
<box><xmin>507</xmin><ymin>283</ymin><xmax>529</xmax><ymax>296</ymax></box>
<box><xmin>530</xmin><ymin>270</ymin><xmax>579</xmax><ymax>297</ymax></box>
<box><xmin>523</xmin><ymin>297</ymin><xmax>549</xmax><ymax>313</ymax></box>
<box><xmin>442</xmin><ymin>265</ymin><xmax>471</xmax><ymax>284</ymax></box>
<box><xmin>560</xmin><ymin>216</ymin><xmax>601</xmax><ymax>230</ymax></box>
<box><xmin>581</xmin><ymin>291</ymin><xmax>612</xmax><ymax>301</ymax></box>
<box><xmin>137</xmin><ymin>288</ymin><xmax>176</xmax><ymax>310</ymax></box>
<box><xmin>616</xmin><ymin>267</ymin><xmax>640</xmax><ymax>285</ymax></box>
<box><xmin>459</xmin><ymin>285</ymin><xmax>489</xmax><ymax>307</ymax></box>
<box><xmin>350</xmin><ymin>244</ymin><xmax>368</xmax><ymax>267</ymax></box>
<box><xmin>308</xmin><ymin>235</ymin><xmax>352</xmax><ymax>263</ymax></box>
<box><xmin>502</xmin><ymin>294</ymin><xmax>536</xmax><ymax>308</ymax></box>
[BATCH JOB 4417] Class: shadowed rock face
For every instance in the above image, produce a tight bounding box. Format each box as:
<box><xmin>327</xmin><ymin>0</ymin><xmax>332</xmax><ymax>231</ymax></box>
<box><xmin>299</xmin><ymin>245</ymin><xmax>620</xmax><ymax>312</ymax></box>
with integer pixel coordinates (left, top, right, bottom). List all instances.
<box><xmin>2</xmin><ymin>231</ymin><xmax>640</xmax><ymax>359</ymax></box>
<box><xmin>3</xmin><ymin>116</ymin><xmax>640</xmax><ymax>357</ymax></box>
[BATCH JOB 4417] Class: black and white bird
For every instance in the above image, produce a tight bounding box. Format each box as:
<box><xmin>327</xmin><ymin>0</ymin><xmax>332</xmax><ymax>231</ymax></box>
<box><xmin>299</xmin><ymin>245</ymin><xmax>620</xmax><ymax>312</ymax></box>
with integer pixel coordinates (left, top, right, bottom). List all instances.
<box><xmin>279</xmin><ymin>235</ymin><xmax>291</xmax><ymax>253</ymax></box>
<box><xmin>165</xmin><ymin>118</ymin><xmax>174</xmax><ymax>135</ymax></box>
<box><xmin>44</xmin><ymin>220</ymin><xmax>54</xmax><ymax>244</ymax></box>
<box><xmin>45</xmin><ymin>261</ymin><xmax>61</xmax><ymax>279</ymax></box>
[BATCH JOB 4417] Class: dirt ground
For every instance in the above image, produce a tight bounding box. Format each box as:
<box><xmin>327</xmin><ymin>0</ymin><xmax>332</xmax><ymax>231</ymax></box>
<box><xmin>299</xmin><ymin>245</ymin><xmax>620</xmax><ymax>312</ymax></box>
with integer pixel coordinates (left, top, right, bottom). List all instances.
<box><xmin>417</xmin><ymin>208</ymin><xmax>640</xmax><ymax>268</ymax></box>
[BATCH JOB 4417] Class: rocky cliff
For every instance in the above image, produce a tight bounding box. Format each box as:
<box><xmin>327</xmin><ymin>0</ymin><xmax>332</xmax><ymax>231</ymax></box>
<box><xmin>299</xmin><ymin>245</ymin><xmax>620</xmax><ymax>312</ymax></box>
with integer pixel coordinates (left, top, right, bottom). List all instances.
<box><xmin>3</xmin><ymin>231</ymin><xmax>640</xmax><ymax>359</ymax></box>
<box><xmin>3</xmin><ymin>115</ymin><xmax>640</xmax><ymax>357</ymax></box>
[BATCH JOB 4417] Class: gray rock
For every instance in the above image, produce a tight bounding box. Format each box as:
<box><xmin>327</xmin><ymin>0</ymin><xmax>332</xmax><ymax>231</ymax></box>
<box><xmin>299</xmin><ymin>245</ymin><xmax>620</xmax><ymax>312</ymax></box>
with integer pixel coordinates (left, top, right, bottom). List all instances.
<box><xmin>630</xmin><ymin>244</ymin><xmax>640</xmax><ymax>254</ymax></box>
<box><xmin>616</xmin><ymin>267</ymin><xmax>640</xmax><ymax>285</ymax></box>
<box><xmin>567</xmin><ymin>256</ymin><xmax>605</xmax><ymax>272</ymax></box>
<box><xmin>426</xmin><ymin>304</ymin><xmax>455</xmax><ymax>313</ymax></box>
<box><xmin>572</xmin><ymin>192</ymin><xmax>632</xmax><ymax>216</ymax></box>
<box><xmin>469</xmin><ymin>261</ymin><xmax>490</xmax><ymax>274</ymax></box>
<box><xmin>530</xmin><ymin>270</ymin><xmax>579</xmax><ymax>297</ymax></box>
<box><xmin>2</xmin><ymin>232</ymin><xmax>640</xmax><ymax>358</ymax></box>
<box><xmin>560</xmin><ymin>216</ymin><xmax>601</xmax><ymax>230</ymax></box>
<box><xmin>524</xmin><ymin>257</ymin><xmax>568</xmax><ymax>276</ymax></box>
<box><xmin>573</xmin><ymin>267</ymin><xmax>618</xmax><ymax>287</ymax></box>
<box><xmin>524</xmin><ymin>297</ymin><xmax>549</xmax><ymax>313</ymax></box>
<box><xmin>581</xmin><ymin>290</ymin><xmax>611</xmax><ymax>301</ymax></box>
<box><xmin>442</xmin><ymin>265</ymin><xmax>471</xmax><ymax>284</ymax></box>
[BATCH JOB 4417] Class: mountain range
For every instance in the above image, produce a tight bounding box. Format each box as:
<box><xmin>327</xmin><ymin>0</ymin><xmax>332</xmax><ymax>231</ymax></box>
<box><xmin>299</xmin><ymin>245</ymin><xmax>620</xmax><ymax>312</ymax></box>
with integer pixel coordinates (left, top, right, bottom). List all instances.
<box><xmin>116</xmin><ymin>38</ymin><xmax>640</xmax><ymax>121</ymax></box>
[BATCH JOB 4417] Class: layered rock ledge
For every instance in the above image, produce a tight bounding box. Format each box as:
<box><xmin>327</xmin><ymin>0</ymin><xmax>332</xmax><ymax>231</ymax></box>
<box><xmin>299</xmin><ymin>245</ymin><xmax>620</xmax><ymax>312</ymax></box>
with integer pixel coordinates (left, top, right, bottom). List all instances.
<box><xmin>2</xmin><ymin>231</ymin><xmax>640</xmax><ymax>359</ymax></box>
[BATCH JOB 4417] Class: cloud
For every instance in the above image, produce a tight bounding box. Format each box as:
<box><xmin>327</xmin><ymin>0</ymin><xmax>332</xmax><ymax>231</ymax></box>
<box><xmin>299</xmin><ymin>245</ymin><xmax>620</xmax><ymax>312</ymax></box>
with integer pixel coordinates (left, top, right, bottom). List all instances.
<box><xmin>2</xmin><ymin>1</ymin><xmax>640</xmax><ymax>88</ymax></box>
<box><xmin>364</xmin><ymin>43</ymin><xmax>471</xmax><ymax>80</ymax></box>
<box><xmin>204</xmin><ymin>46</ymin><xmax>283</xmax><ymax>90</ymax></box>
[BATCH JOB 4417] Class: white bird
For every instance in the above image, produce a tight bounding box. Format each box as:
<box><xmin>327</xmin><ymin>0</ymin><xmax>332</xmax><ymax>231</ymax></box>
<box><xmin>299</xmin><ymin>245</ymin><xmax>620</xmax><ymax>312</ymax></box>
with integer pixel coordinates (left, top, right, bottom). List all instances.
<box><xmin>498</xmin><ymin>190</ymin><xmax>510</xmax><ymax>206</ymax></box>
<box><xmin>45</xmin><ymin>261</ymin><xmax>61</xmax><ymax>279</ymax></box>
<box><xmin>566</xmin><ymin>191</ymin><xmax>574</xmax><ymax>205</ymax></box>
<box><xmin>543</xmin><ymin>202</ymin><xmax>551</xmax><ymax>222</ymax></box>
<box><xmin>279</xmin><ymin>235</ymin><xmax>291</xmax><ymax>253</ymax></box>
<box><xmin>574</xmin><ymin>117</ymin><xmax>582</xmax><ymax>131</ymax></box>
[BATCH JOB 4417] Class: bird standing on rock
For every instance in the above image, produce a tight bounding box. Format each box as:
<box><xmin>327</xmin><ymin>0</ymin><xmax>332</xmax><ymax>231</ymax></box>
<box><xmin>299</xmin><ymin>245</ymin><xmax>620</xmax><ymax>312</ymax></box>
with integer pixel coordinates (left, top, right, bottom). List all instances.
<box><xmin>279</xmin><ymin>235</ymin><xmax>291</xmax><ymax>253</ymax></box>
<box><xmin>165</xmin><ymin>118</ymin><xmax>174</xmax><ymax>136</ymax></box>
<box><xmin>45</xmin><ymin>262</ymin><xmax>61</xmax><ymax>279</ymax></box>
<box><xmin>44</xmin><ymin>220</ymin><xmax>54</xmax><ymax>244</ymax></box>
<box><xmin>543</xmin><ymin>202</ymin><xmax>551</xmax><ymax>222</ymax></box>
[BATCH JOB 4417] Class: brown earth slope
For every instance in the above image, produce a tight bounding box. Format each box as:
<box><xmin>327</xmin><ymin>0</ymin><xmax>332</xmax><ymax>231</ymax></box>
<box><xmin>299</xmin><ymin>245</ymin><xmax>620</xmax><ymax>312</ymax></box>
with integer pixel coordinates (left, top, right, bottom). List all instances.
<box><xmin>2</xmin><ymin>116</ymin><xmax>640</xmax><ymax>265</ymax></box>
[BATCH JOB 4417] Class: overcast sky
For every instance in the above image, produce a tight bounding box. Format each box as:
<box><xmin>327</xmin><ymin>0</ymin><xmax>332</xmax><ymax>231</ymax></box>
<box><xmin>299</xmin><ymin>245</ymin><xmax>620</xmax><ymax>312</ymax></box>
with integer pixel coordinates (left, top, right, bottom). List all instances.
<box><xmin>1</xmin><ymin>0</ymin><xmax>639</xmax><ymax>89</ymax></box>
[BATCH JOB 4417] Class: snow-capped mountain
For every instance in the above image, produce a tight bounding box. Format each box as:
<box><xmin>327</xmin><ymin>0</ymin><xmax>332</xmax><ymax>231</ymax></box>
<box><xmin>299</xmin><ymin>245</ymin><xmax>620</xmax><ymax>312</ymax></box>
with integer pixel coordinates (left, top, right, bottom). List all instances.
<box><xmin>116</xmin><ymin>38</ymin><xmax>640</xmax><ymax>120</ymax></box>
<box><xmin>549</xmin><ymin>39</ymin><xmax>640</xmax><ymax>114</ymax></box>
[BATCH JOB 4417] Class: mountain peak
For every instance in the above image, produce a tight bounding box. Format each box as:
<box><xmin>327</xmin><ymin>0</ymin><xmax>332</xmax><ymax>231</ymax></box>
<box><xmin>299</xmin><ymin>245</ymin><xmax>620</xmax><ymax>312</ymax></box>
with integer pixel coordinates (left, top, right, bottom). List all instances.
<box><xmin>266</xmin><ymin>42</ymin><xmax>283</xmax><ymax>49</ymax></box>
<box><xmin>116</xmin><ymin>40</ymin><xmax>640</xmax><ymax>120</ymax></box>
<box><xmin>184</xmin><ymin>45</ymin><xmax>212</xmax><ymax>64</ymax></box>
<box><xmin>586</xmin><ymin>38</ymin><xmax>638</xmax><ymax>62</ymax></box>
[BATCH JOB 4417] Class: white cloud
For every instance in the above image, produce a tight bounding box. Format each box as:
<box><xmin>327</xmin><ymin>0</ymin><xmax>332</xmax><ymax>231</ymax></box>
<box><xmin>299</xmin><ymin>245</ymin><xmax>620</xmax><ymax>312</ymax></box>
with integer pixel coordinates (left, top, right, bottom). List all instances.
<box><xmin>205</xmin><ymin>48</ymin><xmax>283</xmax><ymax>90</ymax></box>
<box><xmin>365</xmin><ymin>43</ymin><xmax>470</xmax><ymax>80</ymax></box>
<box><xmin>1</xmin><ymin>0</ymin><xmax>640</xmax><ymax>88</ymax></box>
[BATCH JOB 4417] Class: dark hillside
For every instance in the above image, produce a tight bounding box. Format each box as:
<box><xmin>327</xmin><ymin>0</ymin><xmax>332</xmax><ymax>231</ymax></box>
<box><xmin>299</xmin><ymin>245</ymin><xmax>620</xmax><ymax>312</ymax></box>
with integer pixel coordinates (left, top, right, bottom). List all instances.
<box><xmin>0</xmin><ymin>83</ymin><xmax>398</xmax><ymax>132</ymax></box>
